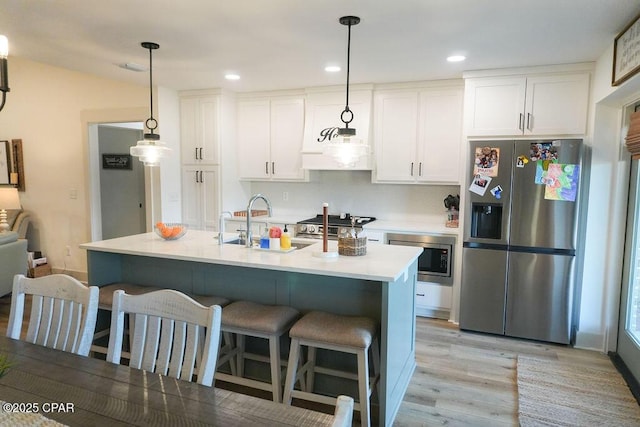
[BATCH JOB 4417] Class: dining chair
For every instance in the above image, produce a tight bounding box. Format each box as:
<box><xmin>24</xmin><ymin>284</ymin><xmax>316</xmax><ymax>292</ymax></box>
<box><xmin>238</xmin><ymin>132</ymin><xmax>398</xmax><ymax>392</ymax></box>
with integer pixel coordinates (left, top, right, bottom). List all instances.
<box><xmin>332</xmin><ymin>395</ymin><xmax>355</xmax><ymax>427</ymax></box>
<box><xmin>7</xmin><ymin>274</ymin><xmax>99</xmax><ymax>357</ymax></box>
<box><xmin>106</xmin><ymin>289</ymin><xmax>222</xmax><ymax>387</ymax></box>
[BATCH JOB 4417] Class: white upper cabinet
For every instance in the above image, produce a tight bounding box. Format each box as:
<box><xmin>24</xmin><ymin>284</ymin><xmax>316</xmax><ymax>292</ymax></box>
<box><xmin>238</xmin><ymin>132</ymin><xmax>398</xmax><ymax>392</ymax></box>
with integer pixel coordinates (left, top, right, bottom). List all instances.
<box><xmin>374</xmin><ymin>84</ymin><xmax>463</xmax><ymax>184</ymax></box>
<box><xmin>180</xmin><ymin>95</ymin><xmax>220</xmax><ymax>164</ymax></box>
<box><xmin>464</xmin><ymin>72</ymin><xmax>590</xmax><ymax>137</ymax></box>
<box><xmin>237</xmin><ymin>96</ymin><xmax>307</xmax><ymax>181</ymax></box>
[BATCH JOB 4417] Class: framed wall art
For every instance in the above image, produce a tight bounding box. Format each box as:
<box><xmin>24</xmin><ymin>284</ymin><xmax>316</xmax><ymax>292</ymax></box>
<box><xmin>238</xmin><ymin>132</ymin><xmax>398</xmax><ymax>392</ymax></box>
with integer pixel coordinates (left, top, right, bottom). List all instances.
<box><xmin>102</xmin><ymin>153</ymin><xmax>132</xmax><ymax>170</ymax></box>
<box><xmin>613</xmin><ymin>12</ymin><xmax>640</xmax><ymax>86</ymax></box>
<box><xmin>11</xmin><ymin>139</ymin><xmax>25</xmax><ymax>191</ymax></box>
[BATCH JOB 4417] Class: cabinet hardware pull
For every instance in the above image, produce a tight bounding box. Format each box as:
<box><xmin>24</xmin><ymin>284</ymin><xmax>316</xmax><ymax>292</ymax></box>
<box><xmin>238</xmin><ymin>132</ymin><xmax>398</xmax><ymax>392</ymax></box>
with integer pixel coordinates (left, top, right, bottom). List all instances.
<box><xmin>416</xmin><ymin>293</ymin><xmax>425</xmax><ymax>297</ymax></box>
<box><xmin>195</xmin><ymin>171</ymin><xmax>199</xmax><ymax>183</ymax></box>
<box><xmin>265</xmin><ymin>162</ymin><xmax>269</xmax><ymax>174</ymax></box>
<box><xmin>272</xmin><ymin>162</ymin><xmax>275</xmax><ymax>175</ymax></box>
<box><xmin>526</xmin><ymin>113</ymin><xmax>532</xmax><ymax>131</ymax></box>
<box><xmin>199</xmin><ymin>147</ymin><xmax>203</xmax><ymax>159</ymax></box>
<box><xmin>410</xmin><ymin>162</ymin><xmax>414</xmax><ymax>176</ymax></box>
<box><xmin>200</xmin><ymin>171</ymin><xmax>204</xmax><ymax>182</ymax></box>
<box><xmin>419</xmin><ymin>162</ymin><xmax>423</xmax><ymax>176</ymax></box>
<box><xmin>519</xmin><ymin>113</ymin><xmax>524</xmax><ymax>131</ymax></box>
<box><xmin>195</xmin><ymin>148</ymin><xmax>198</xmax><ymax>160</ymax></box>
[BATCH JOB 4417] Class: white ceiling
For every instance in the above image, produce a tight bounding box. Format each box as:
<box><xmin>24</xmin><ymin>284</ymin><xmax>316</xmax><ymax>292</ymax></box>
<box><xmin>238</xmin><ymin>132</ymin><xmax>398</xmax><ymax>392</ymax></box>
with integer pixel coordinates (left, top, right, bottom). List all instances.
<box><xmin>1</xmin><ymin>0</ymin><xmax>639</xmax><ymax>92</ymax></box>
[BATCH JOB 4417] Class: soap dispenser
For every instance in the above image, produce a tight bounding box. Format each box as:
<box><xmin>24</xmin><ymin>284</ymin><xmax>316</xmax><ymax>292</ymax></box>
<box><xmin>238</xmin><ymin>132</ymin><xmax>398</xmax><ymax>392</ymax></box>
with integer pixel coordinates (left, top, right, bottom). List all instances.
<box><xmin>280</xmin><ymin>224</ymin><xmax>291</xmax><ymax>250</ymax></box>
<box><xmin>259</xmin><ymin>227</ymin><xmax>270</xmax><ymax>249</ymax></box>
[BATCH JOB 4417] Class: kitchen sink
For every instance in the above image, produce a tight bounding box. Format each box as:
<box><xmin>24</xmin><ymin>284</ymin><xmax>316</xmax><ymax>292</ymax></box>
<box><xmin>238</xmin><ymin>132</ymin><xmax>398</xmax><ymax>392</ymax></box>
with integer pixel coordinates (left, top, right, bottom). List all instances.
<box><xmin>223</xmin><ymin>238</ymin><xmax>316</xmax><ymax>250</ymax></box>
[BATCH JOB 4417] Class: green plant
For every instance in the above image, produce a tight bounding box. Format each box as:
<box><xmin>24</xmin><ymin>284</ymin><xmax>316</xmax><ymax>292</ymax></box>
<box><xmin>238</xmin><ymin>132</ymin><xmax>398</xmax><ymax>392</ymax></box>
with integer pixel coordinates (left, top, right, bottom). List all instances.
<box><xmin>0</xmin><ymin>353</ymin><xmax>15</xmax><ymax>378</ymax></box>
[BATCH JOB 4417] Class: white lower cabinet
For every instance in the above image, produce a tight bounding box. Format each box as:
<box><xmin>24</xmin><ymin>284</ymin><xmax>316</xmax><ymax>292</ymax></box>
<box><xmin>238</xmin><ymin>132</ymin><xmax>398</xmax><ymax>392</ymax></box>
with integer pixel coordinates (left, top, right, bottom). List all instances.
<box><xmin>182</xmin><ymin>165</ymin><xmax>219</xmax><ymax>231</ymax></box>
<box><xmin>415</xmin><ymin>281</ymin><xmax>452</xmax><ymax>320</ymax></box>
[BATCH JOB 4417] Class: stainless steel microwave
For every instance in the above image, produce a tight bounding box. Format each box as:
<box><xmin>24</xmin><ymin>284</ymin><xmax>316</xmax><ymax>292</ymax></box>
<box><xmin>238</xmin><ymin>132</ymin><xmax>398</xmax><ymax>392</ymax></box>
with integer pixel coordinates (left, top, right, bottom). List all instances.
<box><xmin>387</xmin><ymin>233</ymin><xmax>455</xmax><ymax>285</ymax></box>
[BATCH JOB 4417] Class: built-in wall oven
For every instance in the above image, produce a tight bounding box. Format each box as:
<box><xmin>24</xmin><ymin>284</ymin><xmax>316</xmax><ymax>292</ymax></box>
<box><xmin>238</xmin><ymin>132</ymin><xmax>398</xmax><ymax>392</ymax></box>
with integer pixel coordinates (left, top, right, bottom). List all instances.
<box><xmin>387</xmin><ymin>233</ymin><xmax>455</xmax><ymax>284</ymax></box>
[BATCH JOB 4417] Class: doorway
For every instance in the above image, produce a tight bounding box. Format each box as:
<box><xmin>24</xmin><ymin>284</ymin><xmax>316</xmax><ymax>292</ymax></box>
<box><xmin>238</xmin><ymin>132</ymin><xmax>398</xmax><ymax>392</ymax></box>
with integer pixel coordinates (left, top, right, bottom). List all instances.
<box><xmin>97</xmin><ymin>124</ymin><xmax>146</xmax><ymax>239</ymax></box>
<box><xmin>617</xmin><ymin>102</ymin><xmax>640</xmax><ymax>400</ymax></box>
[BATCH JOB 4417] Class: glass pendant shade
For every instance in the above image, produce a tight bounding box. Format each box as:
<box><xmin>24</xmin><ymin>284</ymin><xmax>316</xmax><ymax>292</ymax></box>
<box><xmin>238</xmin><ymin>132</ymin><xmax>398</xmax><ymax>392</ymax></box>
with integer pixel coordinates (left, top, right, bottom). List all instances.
<box><xmin>324</xmin><ymin>135</ymin><xmax>369</xmax><ymax>168</ymax></box>
<box><xmin>130</xmin><ymin>137</ymin><xmax>170</xmax><ymax>167</ymax></box>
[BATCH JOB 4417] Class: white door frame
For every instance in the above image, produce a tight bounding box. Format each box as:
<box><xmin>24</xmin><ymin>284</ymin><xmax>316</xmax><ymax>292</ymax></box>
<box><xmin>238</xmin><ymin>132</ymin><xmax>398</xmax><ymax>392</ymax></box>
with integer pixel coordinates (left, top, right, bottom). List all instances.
<box><xmin>81</xmin><ymin>107</ymin><xmax>148</xmax><ymax>242</ymax></box>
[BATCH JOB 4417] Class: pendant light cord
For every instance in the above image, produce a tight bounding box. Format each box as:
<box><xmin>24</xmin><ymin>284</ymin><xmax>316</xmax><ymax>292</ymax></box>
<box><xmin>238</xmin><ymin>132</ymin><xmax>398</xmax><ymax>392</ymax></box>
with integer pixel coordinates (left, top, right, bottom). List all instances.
<box><xmin>345</xmin><ymin>21</ymin><xmax>351</xmax><ymax>114</ymax></box>
<box><xmin>148</xmin><ymin>46</ymin><xmax>154</xmax><ymax>123</ymax></box>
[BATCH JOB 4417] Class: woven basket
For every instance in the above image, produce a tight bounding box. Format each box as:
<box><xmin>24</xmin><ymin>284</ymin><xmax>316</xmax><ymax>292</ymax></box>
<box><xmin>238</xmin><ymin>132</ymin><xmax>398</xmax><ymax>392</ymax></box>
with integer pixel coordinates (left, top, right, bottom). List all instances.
<box><xmin>338</xmin><ymin>236</ymin><xmax>367</xmax><ymax>256</ymax></box>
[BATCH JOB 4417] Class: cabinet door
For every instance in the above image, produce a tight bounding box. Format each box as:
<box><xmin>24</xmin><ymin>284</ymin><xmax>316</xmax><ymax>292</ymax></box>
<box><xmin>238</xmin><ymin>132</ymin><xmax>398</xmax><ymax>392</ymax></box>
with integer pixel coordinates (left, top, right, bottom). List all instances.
<box><xmin>199</xmin><ymin>97</ymin><xmax>220</xmax><ymax>164</ymax></box>
<box><xmin>182</xmin><ymin>166</ymin><xmax>203</xmax><ymax>229</ymax></box>
<box><xmin>237</xmin><ymin>100</ymin><xmax>271</xmax><ymax>179</ymax></box>
<box><xmin>270</xmin><ymin>98</ymin><xmax>305</xmax><ymax>180</ymax></box>
<box><xmin>374</xmin><ymin>91</ymin><xmax>419</xmax><ymax>182</ymax></box>
<box><xmin>180</xmin><ymin>96</ymin><xmax>220</xmax><ymax>164</ymax></box>
<box><xmin>180</xmin><ymin>98</ymin><xmax>199</xmax><ymax>163</ymax></box>
<box><xmin>181</xmin><ymin>166</ymin><xmax>219</xmax><ymax>231</ymax></box>
<box><xmin>524</xmin><ymin>74</ymin><xmax>589</xmax><ymax>136</ymax></box>
<box><xmin>199</xmin><ymin>167</ymin><xmax>220</xmax><ymax>231</ymax></box>
<box><xmin>464</xmin><ymin>77</ymin><xmax>527</xmax><ymax>136</ymax></box>
<box><xmin>417</xmin><ymin>88</ymin><xmax>463</xmax><ymax>183</ymax></box>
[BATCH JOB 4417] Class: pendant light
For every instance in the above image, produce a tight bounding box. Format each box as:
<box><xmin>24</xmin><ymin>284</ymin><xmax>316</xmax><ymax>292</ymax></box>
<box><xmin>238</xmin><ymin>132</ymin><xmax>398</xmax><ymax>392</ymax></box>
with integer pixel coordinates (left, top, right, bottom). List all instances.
<box><xmin>130</xmin><ymin>42</ymin><xmax>170</xmax><ymax>166</ymax></box>
<box><xmin>324</xmin><ymin>16</ymin><xmax>368</xmax><ymax>168</ymax></box>
<box><xmin>0</xmin><ymin>34</ymin><xmax>10</xmax><ymax>112</ymax></box>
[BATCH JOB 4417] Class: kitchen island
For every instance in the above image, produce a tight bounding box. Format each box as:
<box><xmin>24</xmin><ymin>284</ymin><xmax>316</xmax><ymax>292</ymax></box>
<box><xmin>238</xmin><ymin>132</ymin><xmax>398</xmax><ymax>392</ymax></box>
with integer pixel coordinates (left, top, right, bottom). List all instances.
<box><xmin>80</xmin><ymin>230</ymin><xmax>422</xmax><ymax>426</ymax></box>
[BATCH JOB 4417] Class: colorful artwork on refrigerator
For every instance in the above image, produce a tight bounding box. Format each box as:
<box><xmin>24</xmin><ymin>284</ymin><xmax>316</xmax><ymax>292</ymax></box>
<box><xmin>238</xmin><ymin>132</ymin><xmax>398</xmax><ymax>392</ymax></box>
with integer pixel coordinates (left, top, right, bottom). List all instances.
<box><xmin>543</xmin><ymin>163</ymin><xmax>580</xmax><ymax>202</ymax></box>
<box><xmin>473</xmin><ymin>146</ymin><xmax>500</xmax><ymax>177</ymax></box>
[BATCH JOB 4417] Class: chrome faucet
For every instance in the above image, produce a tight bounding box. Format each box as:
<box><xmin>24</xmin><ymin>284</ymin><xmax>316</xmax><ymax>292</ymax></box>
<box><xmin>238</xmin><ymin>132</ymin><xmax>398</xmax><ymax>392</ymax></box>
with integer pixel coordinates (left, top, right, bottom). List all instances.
<box><xmin>218</xmin><ymin>211</ymin><xmax>233</xmax><ymax>245</ymax></box>
<box><xmin>246</xmin><ymin>194</ymin><xmax>272</xmax><ymax>247</ymax></box>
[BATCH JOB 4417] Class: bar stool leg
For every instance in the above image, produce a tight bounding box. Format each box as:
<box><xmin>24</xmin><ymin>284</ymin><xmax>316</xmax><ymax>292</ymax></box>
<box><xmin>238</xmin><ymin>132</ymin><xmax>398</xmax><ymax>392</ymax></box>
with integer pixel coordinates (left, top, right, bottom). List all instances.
<box><xmin>283</xmin><ymin>337</ymin><xmax>300</xmax><ymax>404</ymax></box>
<box><xmin>269</xmin><ymin>336</ymin><xmax>282</xmax><ymax>403</ymax></box>
<box><xmin>357</xmin><ymin>347</ymin><xmax>371</xmax><ymax>427</ymax></box>
<box><xmin>306</xmin><ymin>346</ymin><xmax>316</xmax><ymax>392</ymax></box>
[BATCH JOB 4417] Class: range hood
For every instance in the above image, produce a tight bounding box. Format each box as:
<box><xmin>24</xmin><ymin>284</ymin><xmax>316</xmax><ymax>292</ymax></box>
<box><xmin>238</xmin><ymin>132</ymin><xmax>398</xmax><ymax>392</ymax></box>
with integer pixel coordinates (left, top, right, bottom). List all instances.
<box><xmin>302</xmin><ymin>86</ymin><xmax>373</xmax><ymax>170</ymax></box>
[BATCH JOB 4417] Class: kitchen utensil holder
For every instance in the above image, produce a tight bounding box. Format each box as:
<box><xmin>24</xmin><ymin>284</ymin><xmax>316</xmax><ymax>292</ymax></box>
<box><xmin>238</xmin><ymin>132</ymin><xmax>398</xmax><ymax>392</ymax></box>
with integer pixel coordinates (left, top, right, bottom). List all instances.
<box><xmin>338</xmin><ymin>236</ymin><xmax>367</xmax><ymax>256</ymax></box>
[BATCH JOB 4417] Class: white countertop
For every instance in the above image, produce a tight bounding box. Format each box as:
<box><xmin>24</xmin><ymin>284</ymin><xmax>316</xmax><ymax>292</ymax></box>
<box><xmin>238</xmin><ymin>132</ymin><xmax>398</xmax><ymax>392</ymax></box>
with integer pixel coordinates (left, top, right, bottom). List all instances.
<box><xmin>80</xmin><ymin>230</ymin><xmax>422</xmax><ymax>282</ymax></box>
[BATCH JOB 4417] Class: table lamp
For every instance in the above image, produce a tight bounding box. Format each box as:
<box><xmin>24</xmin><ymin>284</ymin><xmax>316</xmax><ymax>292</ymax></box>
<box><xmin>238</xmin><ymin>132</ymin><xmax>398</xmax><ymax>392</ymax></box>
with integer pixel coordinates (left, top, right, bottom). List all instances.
<box><xmin>0</xmin><ymin>187</ymin><xmax>20</xmax><ymax>233</ymax></box>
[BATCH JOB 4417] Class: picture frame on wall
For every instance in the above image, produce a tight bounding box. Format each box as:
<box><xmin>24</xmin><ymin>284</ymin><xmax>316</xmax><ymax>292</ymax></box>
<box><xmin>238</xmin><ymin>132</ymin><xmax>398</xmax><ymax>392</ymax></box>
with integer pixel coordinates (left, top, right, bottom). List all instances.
<box><xmin>613</xmin><ymin>12</ymin><xmax>640</xmax><ymax>86</ymax></box>
<box><xmin>0</xmin><ymin>141</ymin><xmax>9</xmax><ymax>185</ymax></box>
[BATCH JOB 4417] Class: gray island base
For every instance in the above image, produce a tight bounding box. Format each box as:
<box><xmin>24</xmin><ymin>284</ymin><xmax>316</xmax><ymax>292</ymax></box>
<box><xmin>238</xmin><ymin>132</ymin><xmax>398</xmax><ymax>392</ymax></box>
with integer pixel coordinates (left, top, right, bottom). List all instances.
<box><xmin>81</xmin><ymin>230</ymin><xmax>421</xmax><ymax>426</ymax></box>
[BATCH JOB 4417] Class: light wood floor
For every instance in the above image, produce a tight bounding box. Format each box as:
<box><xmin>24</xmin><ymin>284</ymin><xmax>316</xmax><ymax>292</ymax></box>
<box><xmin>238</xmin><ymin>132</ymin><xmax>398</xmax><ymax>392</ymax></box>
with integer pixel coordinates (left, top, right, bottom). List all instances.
<box><xmin>0</xmin><ymin>295</ymin><xmax>622</xmax><ymax>427</ymax></box>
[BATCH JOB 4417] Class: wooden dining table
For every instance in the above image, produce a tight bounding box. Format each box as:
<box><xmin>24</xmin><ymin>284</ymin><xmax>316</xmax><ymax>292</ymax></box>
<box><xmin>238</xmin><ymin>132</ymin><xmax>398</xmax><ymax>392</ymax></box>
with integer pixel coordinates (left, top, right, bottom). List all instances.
<box><xmin>0</xmin><ymin>335</ymin><xmax>334</xmax><ymax>426</ymax></box>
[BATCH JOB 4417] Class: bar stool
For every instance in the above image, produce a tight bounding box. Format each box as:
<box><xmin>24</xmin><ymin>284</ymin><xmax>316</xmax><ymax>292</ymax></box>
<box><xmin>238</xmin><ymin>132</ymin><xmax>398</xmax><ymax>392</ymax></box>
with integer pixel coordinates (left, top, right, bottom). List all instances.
<box><xmin>216</xmin><ymin>300</ymin><xmax>299</xmax><ymax>402</ymax></box>
<box><xmin>91</xmin><ymin>283</ymin><xmax>230</xmax><ymax>356</ymax></box>
<box><xmin>282</xmin><ymin>311</ymin><xmax>380</xmax><ymax>427</ymax></box>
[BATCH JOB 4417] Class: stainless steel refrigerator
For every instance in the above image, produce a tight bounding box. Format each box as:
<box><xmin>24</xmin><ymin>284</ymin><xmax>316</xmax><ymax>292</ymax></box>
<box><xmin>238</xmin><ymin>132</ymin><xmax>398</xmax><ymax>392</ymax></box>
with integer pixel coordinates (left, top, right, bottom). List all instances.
<box><xmin>460</xmin><ymin>139</ymin><xmax>584</xmax><ymax>344</ymax></box>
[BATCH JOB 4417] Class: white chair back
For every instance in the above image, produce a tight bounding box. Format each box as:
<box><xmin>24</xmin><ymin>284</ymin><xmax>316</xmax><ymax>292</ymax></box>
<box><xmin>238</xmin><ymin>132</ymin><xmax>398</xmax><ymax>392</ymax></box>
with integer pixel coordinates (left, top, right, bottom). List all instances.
<box><xmin>106</xmin><ymin>289</ymin><xmax>222</xmax><ymax>387</ymax></box>
<box><xmin>6</xmin><ymin>274</ymin><xmax>99</xmax><ymax>356</ymax></box>
<box><xmin>332</xmin><ymin>395</ymin><xmax>355</xmax><ymax>427</ymax></box>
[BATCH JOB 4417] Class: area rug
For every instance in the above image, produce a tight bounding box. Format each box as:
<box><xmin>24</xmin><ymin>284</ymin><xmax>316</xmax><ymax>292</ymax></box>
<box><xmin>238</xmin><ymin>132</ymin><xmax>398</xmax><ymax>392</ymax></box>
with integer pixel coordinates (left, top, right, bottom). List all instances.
<box><xmin>517</xmin><ymin>355</ymin><xmax>640</xmax><ymax>426</ymax></box>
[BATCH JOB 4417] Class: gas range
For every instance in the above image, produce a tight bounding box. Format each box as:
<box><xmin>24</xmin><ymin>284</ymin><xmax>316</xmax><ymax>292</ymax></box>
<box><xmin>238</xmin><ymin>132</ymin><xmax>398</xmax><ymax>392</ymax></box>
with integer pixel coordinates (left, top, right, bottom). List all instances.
<box><xmin>295</xmin><ymin>214</ymin><xmax>376</xmax><ymax>240</ymax></box>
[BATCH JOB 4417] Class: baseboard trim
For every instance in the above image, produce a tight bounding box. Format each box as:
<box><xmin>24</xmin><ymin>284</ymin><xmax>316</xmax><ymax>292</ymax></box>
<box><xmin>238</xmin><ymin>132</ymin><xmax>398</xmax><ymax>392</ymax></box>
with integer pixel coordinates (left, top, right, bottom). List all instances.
<box><xmin>574</xmin><ymin>331</ymin><xmax>604</xmax><ymax>351</ymax></box>
<box><xmin>609</xmin><ymin>352</ymin><xmax>640</xmax><ymax>405</ymax></box>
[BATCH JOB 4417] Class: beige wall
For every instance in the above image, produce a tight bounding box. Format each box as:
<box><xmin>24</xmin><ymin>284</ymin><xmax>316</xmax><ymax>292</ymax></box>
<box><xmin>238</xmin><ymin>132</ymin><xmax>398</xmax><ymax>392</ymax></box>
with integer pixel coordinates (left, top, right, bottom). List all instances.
<box><xmin>0</xmin><ymin>56</ymin><xmax>148</xmax><ymax>276</ymax></box>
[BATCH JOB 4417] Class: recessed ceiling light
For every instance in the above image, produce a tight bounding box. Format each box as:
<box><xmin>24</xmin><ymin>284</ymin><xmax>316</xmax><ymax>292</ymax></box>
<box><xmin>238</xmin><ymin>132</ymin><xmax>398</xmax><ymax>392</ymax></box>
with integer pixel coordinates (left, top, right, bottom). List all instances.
<box><xmin>225</xmin><ymin>74</ymin><xmax>240</xmax><ymax>80</ymax></box>
<box><xmin>325</xmin><ymin>65</ymin><xmax>341</xmax><ymax>73</ymax></box>
<box><xmin>447</xmin><ymin>55</ymin><xmax>466</xmax><ymax>62</ymax></box>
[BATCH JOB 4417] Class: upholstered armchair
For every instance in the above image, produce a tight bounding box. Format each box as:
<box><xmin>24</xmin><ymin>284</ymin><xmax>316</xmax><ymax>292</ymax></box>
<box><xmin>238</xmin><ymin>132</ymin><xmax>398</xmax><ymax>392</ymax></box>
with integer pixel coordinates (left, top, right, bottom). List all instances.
<box><xmin>0</xmin><ymin>231</ymin><xmax>28</xmax><ymax>297</ymax></box>
<box><xmin>6</xmin><ymin>209</ymin><xmax>31</xmax><ymax>239</ymax></box>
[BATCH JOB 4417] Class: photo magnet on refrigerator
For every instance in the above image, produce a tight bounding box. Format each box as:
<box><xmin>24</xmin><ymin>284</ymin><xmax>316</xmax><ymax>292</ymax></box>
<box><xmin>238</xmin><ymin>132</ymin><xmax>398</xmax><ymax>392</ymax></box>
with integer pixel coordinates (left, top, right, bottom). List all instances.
<box><xmin>490</xmin><ymin>185</ymin><xmax>503</xmax><ymax>199</ymax></box>
<box><xmin>516</xmin><ymin>155</ymin><xmax>529</xmax><ymax>168</ymax></box>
